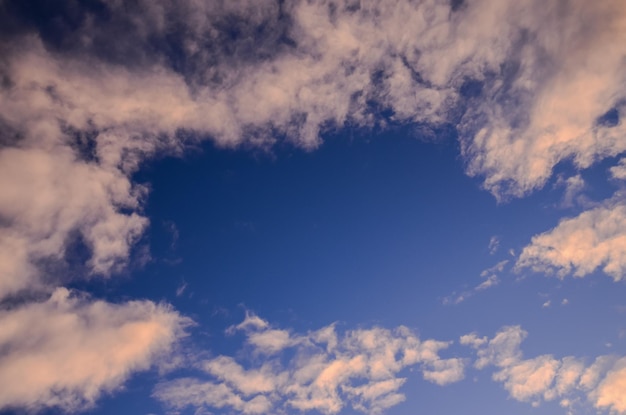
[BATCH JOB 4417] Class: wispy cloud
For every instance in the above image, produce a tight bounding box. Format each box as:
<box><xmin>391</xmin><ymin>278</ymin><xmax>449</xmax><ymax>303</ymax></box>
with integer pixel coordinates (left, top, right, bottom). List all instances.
<box><xmin>556</xmin><ymin>174</ymin><xmax>587</xmax><ymax>209</ymax></box>
<box><xmin>488</xmin><ymin>236</ymin><xmax>500</xmax><ymax>255</ymax></box>
<box><xmin>175</xmin><ymin>281</ymin><xmax>188</xmax><ymax>297</ymax></box>
<box><xmin>444</xmin><ymin>260</ymin><xmax>508</xmax><ymax>304</ymax></box>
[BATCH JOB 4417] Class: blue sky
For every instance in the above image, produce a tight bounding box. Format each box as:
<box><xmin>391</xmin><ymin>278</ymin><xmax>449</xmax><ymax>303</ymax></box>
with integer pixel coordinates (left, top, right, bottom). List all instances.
<box><xmin>1</xmin><ymin>1</ymin><xmax>626</xmax><ymax>415</ymax></box>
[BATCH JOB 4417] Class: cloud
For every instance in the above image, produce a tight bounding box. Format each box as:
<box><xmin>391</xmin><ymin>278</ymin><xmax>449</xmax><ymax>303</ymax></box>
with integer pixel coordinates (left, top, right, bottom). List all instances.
<box><xmin>477</xmin><ymin>260</ymin><xmax>508</xmax><ymax>290</ymax></box>
<box><xmin>155</xmin><ymin>313</ymin><xmax>464</xmax><ymax>414</ymax></box>
<box><xmin>0</xmin><ymin>0</ymin><xmax>623</xmax><ymax>300</ymax></box>
<box><xmin>466</xmin><ymin>325</ymin><xmax>526</xmax><ymax>370</ymax></box>
<box><xmin>557</xmin><ymin>174</ymin><xmax>587</xmax><ymax>208</ymax></box>
<box><xmin>611</xmin><ymin>158</ymin><xmax>626</xmax><ymax>180</ymax></box>
<box><xmin>0</xmin><ymin>287</ymin><xmax>189</xmax><ymax>412</ymax></box>
<box><xmin>422</xmin><ymin>358</ymin><xmax>466</xmax><ymax>386</ymax></box>
<box><xmin>444</xmin><ymin>260</ymin><xmax>508</xmax><ymax>304</ymax></box>
<box><xmin>1</xmin><ymin>2</ymin><xmax>625</xmax><ymax>412</ymax></box>
<box><xmin>594</xmin><ymin>358</ymin><xmax>626</xmax><ymax>413</ymax></box>
<box><xmin>226</xmin><ymin>311</ymin><xmax>270</xmax><ymax>334</ymax></box>
<box><xmin>175</xmin><ymin>281</ymin><xmax>188</xmax><ymax>297</ymax></box>
<box><xmin>493</xmin><ymin>355</ymin><xmax>560</xmax><ymax>402</ymax></box>
<box><xmin>464</xmin><ymin>327</ymin><xmax>626</xmax><ymax>413</ymax></box>
<box><xmin>459</xmin><ymin>0</ymin><xmax>626</xmax><ymax>199</ymax></box>
<box><xmin>489</xmin><ymin>236</ymin><xmax>500</xmax><ymax>255</ymax></box>
<box><xmin>153</xmin><ymin>379</ymin><xmax>273</xmax><ymax>415</ymax></box>
<box><xmin>516</xmin><ymin>195</ymin><xmax>626</xmax><ymax>281</ymax></box>
<box><xmin>0</xmin><ymin>143</ymin><xmax>148</xmax><ymax>299</ymax></box>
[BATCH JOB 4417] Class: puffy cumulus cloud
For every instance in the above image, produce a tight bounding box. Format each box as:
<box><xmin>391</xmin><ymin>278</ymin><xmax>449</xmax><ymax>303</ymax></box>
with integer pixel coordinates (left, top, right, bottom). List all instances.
<box><xmin>0</xmin><ymin>37</ymin><xmax>210</xmax><ymax>300</ymax></box>
<box><xmin>464</xmin><ymin>325</ymin><xmax>526</xmax><ymax>369</ymax></box>
<box><xmin>0</xmin><ymin>143</ymin><xmax>148</xmax><ymax>299</ymax></box>
<box><xmin>153</xmin><ymin>379</ymin><xmax>273</xmax><ymax>415</ymax></box>
<box><xmin>463</xmin><ymin>327</ymin><xmax>626</xmax><ymax>413</ymax></box>
<box><xmin>516</xmin><ymin>196</ymin><xmax>626</xmax><ymax>281</ymax></box>
<box><xmin>593</xmin><ymin>358</ymin><xmax>626</xmax><ymax>413</ymax></box>
<box><xmin>0</xmin><ymin>287</ymin><xmax>189</xmax><ymax>412</ymax></box>
<box><xmin>476</xmin><ymin>259</ymin><xmax>508</xmax><ymax>291</ymax></box>
<box><xmin>154</xmin><ymin>313</ymin><xmax>465</xmax><ymax>414</ymax></box>
<box><xmin>493</xmin><ymin>355</ymin><xmax>560</xmax><ymax>402</ymax></box>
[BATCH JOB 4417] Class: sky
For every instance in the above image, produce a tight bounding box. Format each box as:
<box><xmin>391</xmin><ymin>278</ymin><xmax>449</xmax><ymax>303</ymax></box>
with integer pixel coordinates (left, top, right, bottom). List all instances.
<box><xmin>0</xmin><ymin>0</ymin><xmax>626</xmax><ymax>414</ymax></box>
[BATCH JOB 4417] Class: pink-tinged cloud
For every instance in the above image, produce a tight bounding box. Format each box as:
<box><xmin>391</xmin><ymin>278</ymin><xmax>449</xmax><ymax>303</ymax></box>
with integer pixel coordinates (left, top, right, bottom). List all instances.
<box><xmin>0</xmin><ymin>288</ymin><xmax>190</xmax><ymax>412</ymax></box>
<box><xmin>517</xmin><ymin>196</ymin><xmax>626</xmax><ymax>281</ymax></box>
<box><xmin>464</xmin><ymin>326</ymin><xmax>626</xmax><ymax>413</ymax></box>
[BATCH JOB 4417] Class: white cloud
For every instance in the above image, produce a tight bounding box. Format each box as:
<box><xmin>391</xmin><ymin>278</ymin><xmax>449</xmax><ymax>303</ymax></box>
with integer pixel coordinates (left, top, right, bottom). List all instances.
<box><xmin>0</xmin><ymin>288</ymin><xmax>189</xmax><ymax>412</ymax></box>
<box><xmin>155</xmin><ymin>314</ymin><xmax>464</xmax><ymax>414</ymax></box>
<box><xmin>517</xmin><ymin>196</ymin><xmax>626</xmax><ymax>281</ymax></box>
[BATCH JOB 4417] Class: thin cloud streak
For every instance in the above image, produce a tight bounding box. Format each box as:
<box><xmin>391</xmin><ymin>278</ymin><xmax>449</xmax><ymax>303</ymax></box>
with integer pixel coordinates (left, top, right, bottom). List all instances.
<box><xmin>443</xmin><ymin>260</ymin><xmax>508</xmax><ymax>305</ymax></box>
